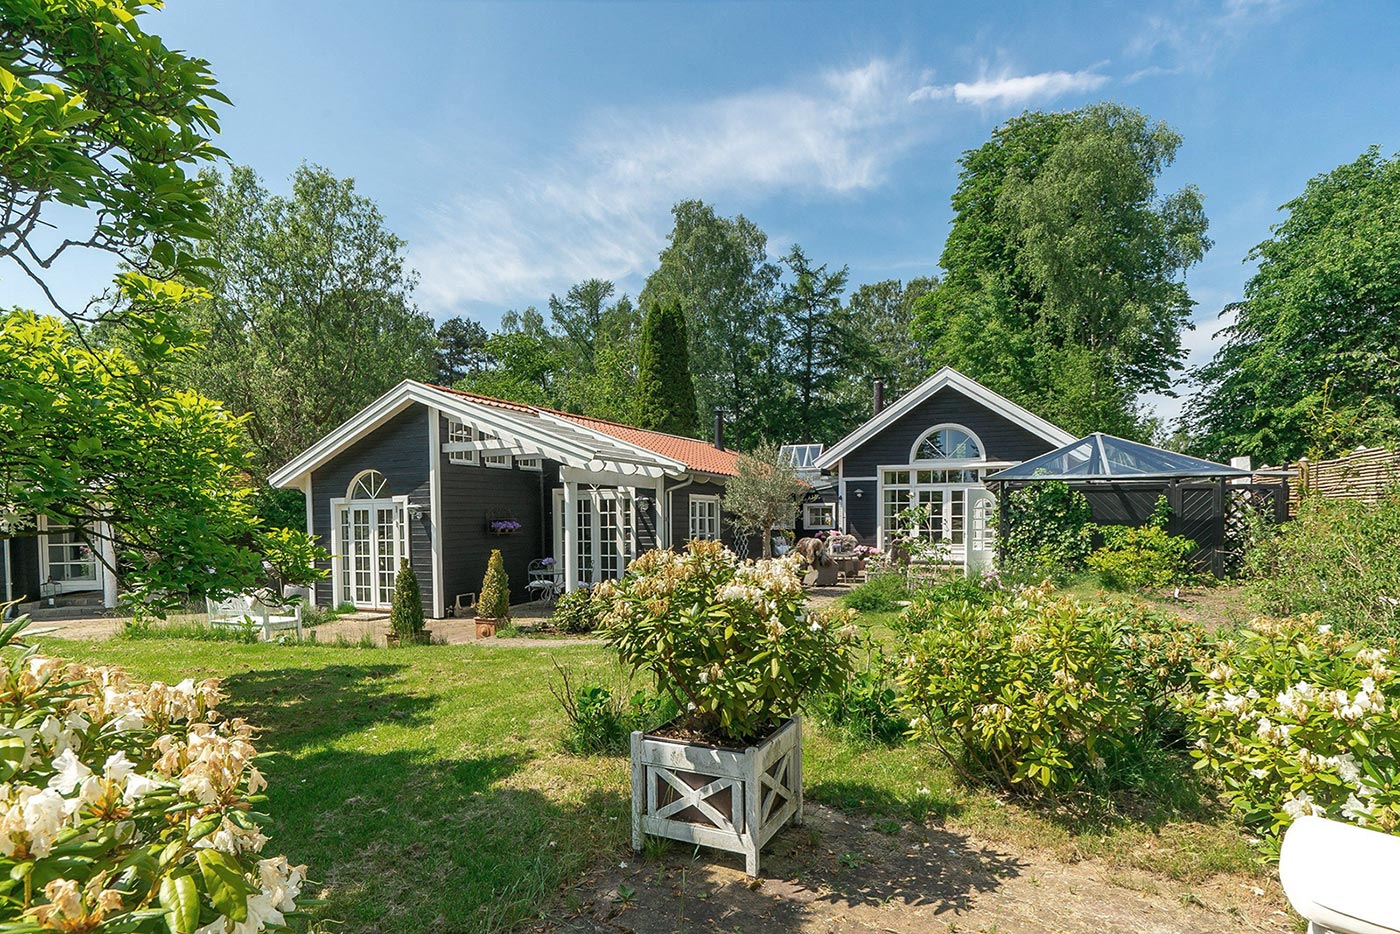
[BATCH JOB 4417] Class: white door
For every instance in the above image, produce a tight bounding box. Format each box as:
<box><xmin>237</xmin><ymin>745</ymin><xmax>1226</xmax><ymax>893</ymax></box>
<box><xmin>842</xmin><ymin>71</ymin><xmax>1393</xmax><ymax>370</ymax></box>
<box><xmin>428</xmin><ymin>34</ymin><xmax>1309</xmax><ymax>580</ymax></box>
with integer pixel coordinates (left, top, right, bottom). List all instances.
<box><xmin>966</xmin><ymin>489</ymin><xmax>997</xmax><ymax>572</ymax></box>
<box><xmin>337</xmin><ymin>500</ymin><xmax>405</xmax><ymax>608</ymax></box>
<box><xmin>555</xmin><ymin>489</ymin><xmax>633</xmax><ymax>586</ymax></box>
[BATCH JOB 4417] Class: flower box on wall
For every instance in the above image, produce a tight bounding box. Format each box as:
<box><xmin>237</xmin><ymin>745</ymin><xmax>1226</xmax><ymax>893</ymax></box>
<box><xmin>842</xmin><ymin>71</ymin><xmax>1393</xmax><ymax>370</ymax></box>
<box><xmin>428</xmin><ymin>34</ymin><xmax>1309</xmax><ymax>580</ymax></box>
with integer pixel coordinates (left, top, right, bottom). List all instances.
<box><xmin>630</xmin><ymin>715</ymin><xmax>802</xmax><ymax>876</ymax></box>
<box><xmin>486</xmin><ymin>519</ymin><xmax>523</xmax><ymax>536</ymax></box>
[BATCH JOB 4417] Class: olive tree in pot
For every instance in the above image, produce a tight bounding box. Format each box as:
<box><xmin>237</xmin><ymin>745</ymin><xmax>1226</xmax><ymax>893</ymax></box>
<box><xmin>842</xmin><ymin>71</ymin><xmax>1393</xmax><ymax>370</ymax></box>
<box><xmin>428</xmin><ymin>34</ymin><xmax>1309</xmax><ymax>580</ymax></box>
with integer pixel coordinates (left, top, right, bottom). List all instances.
<box><xmin>476</xmin><ymin>548</ymin><xmax>510</xmax><ymax>637</ymax></box>
<box><xmin>600</xmin><ymin>539</ymin><xmax>860</xmax><ymax>875</ymax></box>
<box><xmin>389</xmin><ymin>558</ymin><xmax>430</xmax><ymax>644</ymax></box>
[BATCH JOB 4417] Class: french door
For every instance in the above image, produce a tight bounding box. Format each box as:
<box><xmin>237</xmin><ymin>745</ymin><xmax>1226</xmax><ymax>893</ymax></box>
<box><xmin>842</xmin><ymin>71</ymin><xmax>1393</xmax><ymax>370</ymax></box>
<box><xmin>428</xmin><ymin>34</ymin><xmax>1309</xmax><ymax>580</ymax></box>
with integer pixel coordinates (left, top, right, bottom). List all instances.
<box><xmin>336</xmin><ymin>500</ymin><xmax>407</xmax><ymax>608</ymax></box>
<box><xmin>556</xmin><ymin>489</ymin><xmax>633</xmax><ymax>586</ymax></box>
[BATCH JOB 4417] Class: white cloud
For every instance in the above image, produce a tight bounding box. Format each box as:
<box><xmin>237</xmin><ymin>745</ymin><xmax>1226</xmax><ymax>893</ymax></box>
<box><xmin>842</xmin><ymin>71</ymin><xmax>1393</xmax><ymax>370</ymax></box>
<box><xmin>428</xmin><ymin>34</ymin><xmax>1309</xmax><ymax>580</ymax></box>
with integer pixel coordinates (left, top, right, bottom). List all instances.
<box><xmin>410</xmin><ymin>59</ymin><xmax>928</xmax><ymax>315</ymax></box>
<box><xmin>909</xmin><ymin>69</ymin><xmax>1109</xmax><ymax>107</ymax></box>
<box><xmin>1126</xmin><ymin>0</ymin><xmax>1292</xmax><ymax>75</ymax></box>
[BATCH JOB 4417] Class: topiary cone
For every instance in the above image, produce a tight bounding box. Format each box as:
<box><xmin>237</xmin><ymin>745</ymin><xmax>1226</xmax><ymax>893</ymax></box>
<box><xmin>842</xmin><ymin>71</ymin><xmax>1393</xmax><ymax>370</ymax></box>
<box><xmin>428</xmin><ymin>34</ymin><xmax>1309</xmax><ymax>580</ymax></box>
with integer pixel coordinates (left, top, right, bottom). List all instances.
<box><xmin>478</xmin><ymin>549</ymin><xmax>510</xmax><ymax>621</ymax></box>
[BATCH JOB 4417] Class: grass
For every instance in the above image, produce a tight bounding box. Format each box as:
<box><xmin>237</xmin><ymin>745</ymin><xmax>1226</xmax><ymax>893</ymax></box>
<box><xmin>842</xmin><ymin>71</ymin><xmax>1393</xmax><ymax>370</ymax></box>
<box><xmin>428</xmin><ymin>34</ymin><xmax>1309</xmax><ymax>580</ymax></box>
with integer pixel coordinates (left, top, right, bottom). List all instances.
<box><xmin>42</xmin><ymin>600</ymin><xmax>1264</xmax><ymax>932</ymax></box>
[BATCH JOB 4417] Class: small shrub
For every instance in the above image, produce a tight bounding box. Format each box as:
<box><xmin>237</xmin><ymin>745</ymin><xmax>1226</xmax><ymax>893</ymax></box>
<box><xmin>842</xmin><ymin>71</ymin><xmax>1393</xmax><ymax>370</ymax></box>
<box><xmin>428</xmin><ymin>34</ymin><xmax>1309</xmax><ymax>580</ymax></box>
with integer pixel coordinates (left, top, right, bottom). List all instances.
<box><xmin>1186</xmin><ymin>616</ymin><xmax>1400</xmax><ymax>854</ymax></box>
<box><xmin>814</xmin><ymin>647</ymin><xmax>908</xmax><ymax>745</ymax></box>
<box><xmin>1088</xmin><ymin>524</ymin><xmax>1196</xmax><ymax>591</ymax></box>
<box><xmin>389</xmin><ymin>558</ymin><xmax>426</xmax><ymax>638</ymax></box>
<box><xmin>1245</xmin><ymin>488</ymin><xmax>1400</xmax><ymax>639</ymax></box>
<box><xmin>551</xmin><ymin>587</ymin><xmax>608</xmax><ymax>633</ymax></box>
<box><xmin>602</xmin><ymin>540</ymin><xmax>860</xmax><ymax>744</ymax></box>
<box><xmin>897</xmin><ymin>583</ymin><xmax>1195</xmax><ymax>797</ymax></box>
<box><xmin>1000</xmin><ymin>481</ymin><xmax>1095</xmax><ymax>579</ymax></box>
<box><xmin>549</xmin><ymin>663</ymin><xmax>675</xmax><ymax>755</ymax></box>
<box><xmin>479</xmin><ymin>549</ymin><xmax>510</xmax><ymax>620</ymax></box>
<box><xmin>119</xmin><ymin>616</ymin><xmax>258</xmax><ymax>643</ymax></box>
<box><xmin>841</xmin><ymin>572</ymin><xmax>911</xmax><ymax>612</ymax></box>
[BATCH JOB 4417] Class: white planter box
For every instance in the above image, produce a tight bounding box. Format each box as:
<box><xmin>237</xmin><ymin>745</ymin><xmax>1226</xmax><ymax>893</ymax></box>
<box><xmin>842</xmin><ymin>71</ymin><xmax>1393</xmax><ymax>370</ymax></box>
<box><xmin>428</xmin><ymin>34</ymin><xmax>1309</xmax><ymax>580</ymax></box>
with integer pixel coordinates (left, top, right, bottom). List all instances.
<box><xmin>630</xmin><ymin>715</ymin><xmax>802</xmax><ymax>876</ymax></box>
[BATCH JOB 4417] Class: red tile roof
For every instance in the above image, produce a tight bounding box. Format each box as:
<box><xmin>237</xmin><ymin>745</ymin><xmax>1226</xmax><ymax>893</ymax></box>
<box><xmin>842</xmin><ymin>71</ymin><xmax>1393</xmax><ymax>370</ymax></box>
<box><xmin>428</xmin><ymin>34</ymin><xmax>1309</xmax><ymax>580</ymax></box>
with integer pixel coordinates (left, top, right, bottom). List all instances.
<box><xmin>428</xmin><ymin>383</ymin><xmax>740</xmax><ymax>476</ymax></box>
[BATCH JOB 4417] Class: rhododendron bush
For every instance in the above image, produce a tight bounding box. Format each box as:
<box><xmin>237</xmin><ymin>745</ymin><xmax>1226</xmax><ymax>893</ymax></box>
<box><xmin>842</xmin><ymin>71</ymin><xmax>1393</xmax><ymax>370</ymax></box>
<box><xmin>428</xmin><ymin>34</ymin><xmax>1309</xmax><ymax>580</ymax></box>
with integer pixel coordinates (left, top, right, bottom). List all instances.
<box><xmin>0</xmin><ymin>617</ymin><xmax>306</xmax><ymax>933</ymax></box>
<box><xmin>1187</xmin><ymin>615</ymin><xmax>1400</xmax><ymax>853</ymax></box>
<box><xmin>896</xmin><ymin>583</ymin><xmax>1201</xmax><ymax>795</ymax></box>
<box><xmin>600</xmin><ymin>540</ymin><xmax>859</xmax><ymax>744</ymax></box>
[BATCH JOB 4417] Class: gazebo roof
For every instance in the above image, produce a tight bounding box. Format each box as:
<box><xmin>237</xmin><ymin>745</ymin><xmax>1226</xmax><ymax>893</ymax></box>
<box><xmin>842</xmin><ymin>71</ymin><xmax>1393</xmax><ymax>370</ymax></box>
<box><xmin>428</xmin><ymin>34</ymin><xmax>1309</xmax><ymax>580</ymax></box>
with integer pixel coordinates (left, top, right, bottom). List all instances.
<box><xmin>985</xmin><ymin>433</ymin><xmax>1252</xmax><ymax>483</ymax></box>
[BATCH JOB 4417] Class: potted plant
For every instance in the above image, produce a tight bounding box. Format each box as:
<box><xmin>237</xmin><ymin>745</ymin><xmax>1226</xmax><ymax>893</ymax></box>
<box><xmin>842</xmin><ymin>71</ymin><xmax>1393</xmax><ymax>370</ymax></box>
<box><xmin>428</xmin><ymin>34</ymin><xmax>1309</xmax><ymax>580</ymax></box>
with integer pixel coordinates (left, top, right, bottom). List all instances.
<box><xmin>475</xmin><ymin>548</ymin><xmax>510</xmax><ymax>637</ymax></box>
<box><xmin>601</xmin><ymin>539</ymin><xmax>859</xmax><ymax>875</ymax></box>
<box><xmin>388</xmin><ymin>559</ymin><xmax>430</xmax><ymax>645</ymax></box>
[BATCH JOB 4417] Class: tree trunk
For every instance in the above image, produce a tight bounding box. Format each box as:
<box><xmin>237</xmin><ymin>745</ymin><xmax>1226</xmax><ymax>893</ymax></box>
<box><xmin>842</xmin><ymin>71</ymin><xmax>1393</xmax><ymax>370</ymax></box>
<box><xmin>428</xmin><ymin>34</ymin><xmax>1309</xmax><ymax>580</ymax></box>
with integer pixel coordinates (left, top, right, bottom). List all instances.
<box><xmin>762</xmin><ymin>522</ymin><xmax>773</xmax><ymax>559</ymax></box>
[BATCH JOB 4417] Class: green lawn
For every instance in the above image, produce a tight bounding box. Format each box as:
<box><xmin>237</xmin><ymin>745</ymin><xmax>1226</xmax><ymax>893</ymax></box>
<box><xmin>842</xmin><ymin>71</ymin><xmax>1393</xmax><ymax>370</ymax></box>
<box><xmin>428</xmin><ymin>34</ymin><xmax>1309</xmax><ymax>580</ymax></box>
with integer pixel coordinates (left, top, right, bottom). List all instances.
<box><xmin>47</xmin><ymin>627</ymin><xmax>1261</xmax><ymax>932</ymax></box>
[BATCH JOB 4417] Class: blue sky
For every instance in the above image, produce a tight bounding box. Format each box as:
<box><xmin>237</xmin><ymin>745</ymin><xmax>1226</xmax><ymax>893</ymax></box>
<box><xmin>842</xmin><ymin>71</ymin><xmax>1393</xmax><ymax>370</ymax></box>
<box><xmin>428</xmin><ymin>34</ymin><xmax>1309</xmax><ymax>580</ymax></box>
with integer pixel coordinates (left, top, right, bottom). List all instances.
<box><xmin>8</xmin><ymin>0</ymin><xmax>1400</xmax><ymax>422</ymax></box>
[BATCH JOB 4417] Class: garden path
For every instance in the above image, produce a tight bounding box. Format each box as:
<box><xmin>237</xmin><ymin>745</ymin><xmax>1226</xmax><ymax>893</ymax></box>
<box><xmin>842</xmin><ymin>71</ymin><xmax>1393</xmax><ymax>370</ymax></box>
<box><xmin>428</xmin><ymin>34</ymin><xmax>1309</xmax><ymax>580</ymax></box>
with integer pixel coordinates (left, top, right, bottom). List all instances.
<box><xmin>552</xmin><ymin>803</ymin><xmax>1292</xmax><ymax>933</ymax></box>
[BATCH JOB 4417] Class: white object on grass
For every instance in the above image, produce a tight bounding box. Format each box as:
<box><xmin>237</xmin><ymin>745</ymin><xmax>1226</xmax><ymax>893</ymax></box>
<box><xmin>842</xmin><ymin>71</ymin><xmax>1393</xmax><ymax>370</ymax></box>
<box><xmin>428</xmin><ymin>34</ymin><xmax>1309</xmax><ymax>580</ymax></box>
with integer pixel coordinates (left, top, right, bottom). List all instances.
<box><xmin>1279</xmin><ymin>815</ymin><xmax>1400</xmax><ymax>934</ymax></box>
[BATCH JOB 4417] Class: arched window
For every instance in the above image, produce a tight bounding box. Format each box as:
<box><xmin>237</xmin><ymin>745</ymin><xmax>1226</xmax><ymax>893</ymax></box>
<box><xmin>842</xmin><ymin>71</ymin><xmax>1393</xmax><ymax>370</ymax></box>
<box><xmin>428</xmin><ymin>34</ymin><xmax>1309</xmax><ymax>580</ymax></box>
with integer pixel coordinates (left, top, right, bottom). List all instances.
<box><xmin>348</xmin><ymin>470</ymin><xmax>390</xmax><ymax>500</ymax></box>
<box><xmin>911</xmin><ymin>425</ymin><xmax>982</xmax><ymax>463</ymax></box>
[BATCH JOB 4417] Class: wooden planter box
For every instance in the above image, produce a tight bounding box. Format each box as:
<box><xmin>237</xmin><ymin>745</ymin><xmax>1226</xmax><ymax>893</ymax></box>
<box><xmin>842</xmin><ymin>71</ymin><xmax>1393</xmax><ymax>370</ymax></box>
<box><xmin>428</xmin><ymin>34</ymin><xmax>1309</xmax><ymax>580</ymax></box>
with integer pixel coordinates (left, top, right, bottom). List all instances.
<box><xmin>630</xmin><ymin>715</ymin><xmax>802</xmax><ymax>876</ymax></box>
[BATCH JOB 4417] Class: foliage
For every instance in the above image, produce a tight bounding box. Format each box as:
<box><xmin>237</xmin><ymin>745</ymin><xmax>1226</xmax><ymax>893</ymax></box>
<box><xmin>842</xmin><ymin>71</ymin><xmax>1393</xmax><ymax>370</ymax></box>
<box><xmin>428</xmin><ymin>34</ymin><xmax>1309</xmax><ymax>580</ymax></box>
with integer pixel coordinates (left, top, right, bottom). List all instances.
<box><xmin>0</xmin><ymin>616</ymin><xmax>305</xmax><ymax>931</ymax></box>
<box><xmin>0</xmin><ymin>306</ymin><xmax>327</xmax><ymax>613</ymax></box>
<box><xmin>389</xmin><ymin>560</ymin><xmax>425</xmax><ymax>639</ymax></box>
<box><xmin>549</xmin><ymin>588</ymin><xmax>608</xmax><ymax>634</ymax></box>
<box><xmin>548</xmin><ymin>664</ymin><xmax>676</xmax><ymax>756</ymax></box>
<box><xmin>547</xmin><ymin>280</ymin><xmax>643</xmax><ymax>422</ymax></box>
<box><xmin>600</xmin><ymin>540</ymin><xmax>859</xmax><ymax>743</ymax></box>
<box><xmin>1245</xmin><ymin>489</ymin><xmax>1400</xmax><ymax>639</ymax></box>
<box><xmin>897</xmin><ymin>584</ymin><xmax>1200</xmax><ymax>796</ymax></box>
<box><xmin>633</xmin><ymin>300</ymin><xmax>697</xmax><ymax>435</ymax></box>
<box><xmin>722</xmin><ymin>444</ymin><xmax>807</xmax><ymax>559</ymax></box>
<box><xmin>478</xmin><ymin>550</ymin><xmax>510</xmax><ymax>620</ymax></box>
<box><xmin>1000</xmin><ymin>482</ymin><xmax>1095</xmax><ymax>578</ymax></box>
<box><xmin>249</xmin><ymin>487</ymin><xmax>306</xmax><ymax>533</ymax></box>
<box><xmin>434</xmin><ymin>316</ymin><xmax>491</xmax><ymax>386</ymax></box>
<box><xmin>842</xmin><ymin>277</ymin><xmax>937</xmax><ymax>402</ymax></box>
<box><xmin>0</xmin><ymin>0</ymin><xmax>227</xmax><ymax>323</ymax></box>
<box><xmin>1186</xmin><ymin>616</ymin><xmax>1400</xmax><ymax>853</ymax></box>
<box><xmin>913</xmin><ymin>104</ymin><xmax>1210</xmax><ymax>438</ymax></box>
<box><xmin>1089</xmin><ymin>524</ymin><xmax>1196</xmax><ymax>591</ymax></box>
<box><xmin>641</xmin><ymin>200</ymin><xmax>784</xmax><ymax>448</ymax></box>
<box><xmin>779</xmin><ymin>245</ymin><xmax>872</xmax><ymax>444</ymax></box>
<box><xmin>1185</xmin><ymin>147</ymin><xmax>1400</xmax><ymax>464</ymax></box>
<box><xmin>814</xmin><ymin>646</ymin><xmax>909</xmax><ymax>746</ymax></box>
<box><xmin>840</xmin><ymin>573</ymin><xmax>912</xmax><ymax>613</ymax></box>
<box><xmin>137</xmin><ymin>164</ymin><xmax>438</xmax><ymax>474</ymax></box>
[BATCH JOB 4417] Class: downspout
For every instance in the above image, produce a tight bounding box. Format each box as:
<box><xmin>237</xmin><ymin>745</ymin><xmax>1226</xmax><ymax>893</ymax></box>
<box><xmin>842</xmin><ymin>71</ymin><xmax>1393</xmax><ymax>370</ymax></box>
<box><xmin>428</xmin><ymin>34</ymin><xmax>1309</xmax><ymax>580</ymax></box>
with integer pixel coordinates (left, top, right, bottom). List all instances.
<box><xmin>2</xmin><ymin>538</ymin><xmax>11</xmax><ymax>618</ymax></box>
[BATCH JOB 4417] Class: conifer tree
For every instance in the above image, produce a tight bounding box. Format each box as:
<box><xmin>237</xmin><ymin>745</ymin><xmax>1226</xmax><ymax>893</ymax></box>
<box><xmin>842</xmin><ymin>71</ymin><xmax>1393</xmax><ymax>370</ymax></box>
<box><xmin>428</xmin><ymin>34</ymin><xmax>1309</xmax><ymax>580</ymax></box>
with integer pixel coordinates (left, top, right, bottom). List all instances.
<box><xmin>635</xmin><ymin>301</ymin><xmax>699</xmax><ymax>436</ymax></box>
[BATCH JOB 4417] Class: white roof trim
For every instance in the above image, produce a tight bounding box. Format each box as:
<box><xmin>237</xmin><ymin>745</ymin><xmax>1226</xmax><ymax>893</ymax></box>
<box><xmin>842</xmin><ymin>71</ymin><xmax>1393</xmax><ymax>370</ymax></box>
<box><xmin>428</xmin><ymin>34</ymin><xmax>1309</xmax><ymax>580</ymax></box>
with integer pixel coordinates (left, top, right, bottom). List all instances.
<box><xmin>268</xmin><ymin>381</ymin><xmax>684</xmax><ymax>488</ymax></box>
<box><xmin>814</xmin><ymin>367</ymin><xmax>1076</xmax><ymax>470</ymax></box>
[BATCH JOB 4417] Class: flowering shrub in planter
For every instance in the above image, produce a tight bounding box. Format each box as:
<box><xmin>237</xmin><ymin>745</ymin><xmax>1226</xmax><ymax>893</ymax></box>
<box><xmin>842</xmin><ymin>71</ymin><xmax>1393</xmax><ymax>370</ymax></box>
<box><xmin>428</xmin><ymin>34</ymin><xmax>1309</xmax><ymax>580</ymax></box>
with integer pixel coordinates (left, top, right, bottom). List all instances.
<box><xmin>601</xmin><ymin>539</ymin><xmax>859</xmax><ymax>745</ymax></box>
<box><xmin>1187</xmin><ymin>615</ymin><xmax>1400</xmax><ymax>854</ymax></box>
<box><xmin>0</xmin><ymin>617</ymin><xmax>306</xmax><ymax>932</ymax></box>
<box><xmin>897</xmin><ymin>583</ymin><xmax>1202</xmax><ymax>796</ymax></box>
<box><xmin>600</xmin><ymin>539</ymin><xmax>859</xmax><ymax>874</ymax></box>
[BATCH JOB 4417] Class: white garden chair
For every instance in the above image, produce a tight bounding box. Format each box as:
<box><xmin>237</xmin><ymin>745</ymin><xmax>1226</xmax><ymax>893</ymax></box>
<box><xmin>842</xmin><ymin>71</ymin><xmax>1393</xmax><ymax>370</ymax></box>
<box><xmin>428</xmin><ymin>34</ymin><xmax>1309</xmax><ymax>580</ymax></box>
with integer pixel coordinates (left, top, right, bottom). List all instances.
<box><xmin>206</xmin><ymin>594</ymin><xmax>303</xmax><ymax>642</ymax></box>
<box><xmin>524</xmin><ymin>560</ymin><xmax>563</xmax><ymax>604</ymax></box>
<box><xmin>1280</xmin><ymin>815</ymin><xmax>1400</xmax><ymax>934</ymax></box>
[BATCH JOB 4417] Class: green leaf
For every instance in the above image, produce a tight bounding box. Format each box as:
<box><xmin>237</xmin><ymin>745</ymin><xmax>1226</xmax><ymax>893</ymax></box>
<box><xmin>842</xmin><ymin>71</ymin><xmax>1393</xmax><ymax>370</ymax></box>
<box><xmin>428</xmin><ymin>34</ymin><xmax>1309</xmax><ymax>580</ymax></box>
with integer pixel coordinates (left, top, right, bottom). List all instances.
<box><xmin>159</xmin><ymin>871</ymin><xmax>200</xmax><ymax>934</ymax></box>
<box><xmin>197</xmin><ymin>849</ymin><xmax>251</xmax><ymax>922</ymax></box>
<box><xmin>0</xmin><ymin>735</ymin><xmax>25</xmax><ymax>781</ymax></box>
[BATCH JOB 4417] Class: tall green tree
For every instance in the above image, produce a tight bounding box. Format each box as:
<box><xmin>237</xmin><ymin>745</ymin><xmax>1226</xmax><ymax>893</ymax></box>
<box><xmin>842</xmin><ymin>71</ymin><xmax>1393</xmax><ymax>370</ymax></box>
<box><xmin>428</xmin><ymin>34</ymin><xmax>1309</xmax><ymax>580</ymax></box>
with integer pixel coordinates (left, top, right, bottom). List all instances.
<box><xmin>165</xmin><ymin>164</ymin><xmax>437</xmax><ymax>474</ymax></box>
<box><xmin>845</xmin><ymin>276</ymin><xmax>937</xmax><ymax>398</ymax></box>
<box><xmin>780</xmin><ymin>245</ymin><xmax>871</xmax><ymax>443</ymax></box>
<box><xmin>634</xmin><ymin>301</ymin><xmax>698</xmax><ymax>435</ymax></box>
<box><xmin>641</xmin><ymin>200</ymin><xmax>782</xmax><ymax>447</ymax></box>
<box><xmin>434</xmin><ymin>315</ymin><xmax>491</xmax><ymax>386</ymax></box>
<box><xmin>459</xmin><ymin>307</ymin><xmax>561</xmax><ymax>406</ymax></box>
<box><xmin>913</xmin><ymin>103</ymin><xmax>1210</xmax><ymax>437</ymax></box>
<box><xmin>0</xmin><ymin>1</ymin><xmax>324</xmax><ymax>611</ymax></box>
<box><xmin>1184</xmin><ymin>148</ymin><xmax>1400</xmax><ymax>464</ymax></box>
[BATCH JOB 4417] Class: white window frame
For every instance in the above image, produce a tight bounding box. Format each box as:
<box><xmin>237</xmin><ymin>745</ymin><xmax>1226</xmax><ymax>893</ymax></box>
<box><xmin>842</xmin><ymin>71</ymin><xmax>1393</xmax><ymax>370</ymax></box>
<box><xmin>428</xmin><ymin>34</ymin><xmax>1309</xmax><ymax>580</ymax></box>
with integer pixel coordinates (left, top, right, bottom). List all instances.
<box><xmin>478</xmin><ymin>427</ymin><xmax>512</xmax><ymax>469</ymax></box>
<box><xmin>688</xmin><ymin>494</ymin><xmax>721</xmax><ymax>541</ymax></box>
<box><xmin>877</xmin><ymin>466</ymin><xmax>983</xmax><ymax>553</ymax></box>
<box><xmin>516</xmin><ymin>456</ymin><xmax>542</xmax><ymax>471</ymax></box>
<box><xmin>803</xmin><ymin>502</ymin><xmax>836</xmax><ymax>531</ymax></box>
<box><xmin>446</xmin><ymin>418</ymin><xmax>476</xmax><ymax>466</ymax></box>
<box><xmin>330</xmin><ymin>470</ymin><xmax>410</xmax><ymax>609</ymax></box>
<box><xmin>36</xmin><ymin>516</ymin><xmax>101</xmax><ymax>589</ymax></box>
<box><xmin>909</xmin><ymin>423</ymin><xmax>985</xmax><ymax>466</ymax></box>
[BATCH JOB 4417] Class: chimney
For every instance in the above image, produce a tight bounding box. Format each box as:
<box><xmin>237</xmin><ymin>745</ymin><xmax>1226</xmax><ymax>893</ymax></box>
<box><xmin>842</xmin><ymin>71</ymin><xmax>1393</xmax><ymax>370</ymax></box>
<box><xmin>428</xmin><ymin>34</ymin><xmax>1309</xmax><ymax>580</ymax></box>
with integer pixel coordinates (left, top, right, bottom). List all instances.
<box><xmin>873</xmin><ymin>379</ymin><xmax>885</xmax><ymax>415</ymax></box>
<box><xmin>713</xmin><ymin>410</ymin><xmax>725</xmax><ymax>451</ymax></box>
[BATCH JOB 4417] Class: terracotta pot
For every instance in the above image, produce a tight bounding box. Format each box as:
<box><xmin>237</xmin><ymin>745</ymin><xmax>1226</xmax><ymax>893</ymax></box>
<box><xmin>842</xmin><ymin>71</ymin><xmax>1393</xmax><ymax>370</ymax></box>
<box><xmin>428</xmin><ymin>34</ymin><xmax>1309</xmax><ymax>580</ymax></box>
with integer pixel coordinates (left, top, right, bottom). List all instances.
<box><xmin>474</xmin><ymin>617</ymin><xmax>498</xmax><ymax>638</ymax></box>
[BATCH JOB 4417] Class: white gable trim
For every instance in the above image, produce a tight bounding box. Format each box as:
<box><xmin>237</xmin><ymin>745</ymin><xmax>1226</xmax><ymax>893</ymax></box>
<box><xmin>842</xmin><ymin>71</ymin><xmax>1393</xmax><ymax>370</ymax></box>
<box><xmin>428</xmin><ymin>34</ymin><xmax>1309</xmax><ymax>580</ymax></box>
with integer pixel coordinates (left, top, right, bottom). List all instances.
<box><xmin>814</xmin><ymin>367</ymin><xmax>1076</xmax><ymax>471</ymax></box>
<box><xmin>269</xmin><ymin>381</ymin><xmax>684</xmax><ymax>489</ymax></box>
